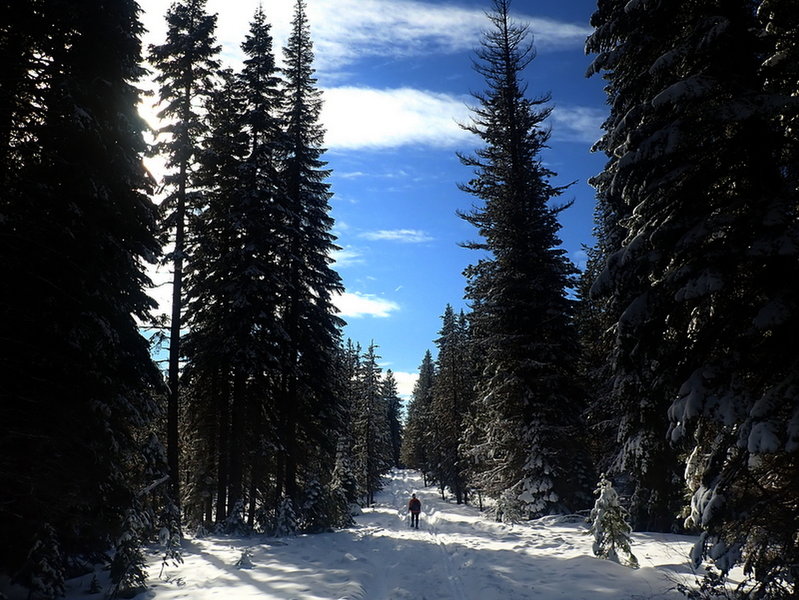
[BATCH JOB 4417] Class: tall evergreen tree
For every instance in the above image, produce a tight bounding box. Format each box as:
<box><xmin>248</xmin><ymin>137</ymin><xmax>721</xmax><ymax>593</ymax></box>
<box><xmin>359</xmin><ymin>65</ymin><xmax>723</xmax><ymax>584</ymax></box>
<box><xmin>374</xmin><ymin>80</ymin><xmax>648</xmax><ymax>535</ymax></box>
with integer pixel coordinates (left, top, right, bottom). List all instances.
<box><xmin>275</xmin><ymin>0</ymin><xmax>344</xmax><ymax>513</ymax></box>
<box><xmin>180</xmin><ymin>5</ymin><xmax>286</xmax><ymax>529</ymax></box>
<box><xmin>352</xmin><ymin>344</ymin><xmax>394</xmax><ymax>505</ymax></box>
<box><xmin>588</xmin><ymin>0</ymin><xmax>799</xmax><ymax>594</ymax></box>
<box><xmin>181</xmin><ymin>67</ymin><xmax>248</xmax><ymax>525</ymax></box>
<box><xmin>585</xmin><ymin>0</ymin><xmax>685</xmax><ymax>534</ymax></box>
<box><xmin>458</xmin><ymin>0</ymin><xmax>593</xmax><ymax>518</ymax></box>
<box><xmin>430</xmin><ymin>305</ymin><xmax>472</xmax><ymax>503</ymax></box>
<box><xmin>401</xmin><ymin>350</ymin><xmax>436</xmax><ymax>483</ymax></box>
<box><xmin>149</xmin><ymin>0</ymin><xmax>221</xmax><ymax>504</ymax></box>
<box><xmin>383</xmin><ymin>370</ymin><xmax>404</xmax><ymax>469</ymax></box>
<box><xmin>0</xmin><ymin>0</ymin><xmax>163</xmax><ymax>593</ymax></box>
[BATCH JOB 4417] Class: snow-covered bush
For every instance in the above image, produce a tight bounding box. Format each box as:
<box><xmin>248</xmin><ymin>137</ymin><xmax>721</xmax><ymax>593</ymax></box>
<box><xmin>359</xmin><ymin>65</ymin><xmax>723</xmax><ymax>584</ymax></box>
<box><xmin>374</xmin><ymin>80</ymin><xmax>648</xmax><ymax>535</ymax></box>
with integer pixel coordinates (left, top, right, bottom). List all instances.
<box><xmin>234</xmin><ymin>549</ymin><xmax>254</xmax><ymax>569</ymax></box>
<box><xmin>87</xmin><ymin>574</ymin><xmax>101</xmax><ymax>594</ymax></box>
<box><xmin>158</xmin><ymin>496</ymin><xmax>183</xmax><ymax>577</ymax></box>
<box><xmin>25</xmin><ymin>523</ymin><xmax>65</xmax><ymax>600</ymax></box>
<box><xmin>300</xmin><ymin>478</ymin><xmax>329</xmax><ymax>533</ymax></box>
<box><xmin>223</xmin><ymin>500</ymin><xmax>249</xmax><ymax>536</ymax></box>
<box><xmin>109</xmin><ymin>506</ymin><xmax>149</xmax><ymax>598</ymax></box>
<box><xmin>274</xmin><ymin>496</ymin><xmax>298</xmax><ymax>537</ymax></box>
<box><xmin>588</xmin><ymin>475</ymin><xmax>638</xmax><ymax>568</ymax></box>
<box><xmin>676</xmin><ymin>566</ymin><xmax>737</xmax><ymax>599</ymax></box>
<box><xmin>493</xmin><ymin>487</ymin><xmax>524</xmax><ymax>524</ymax></box>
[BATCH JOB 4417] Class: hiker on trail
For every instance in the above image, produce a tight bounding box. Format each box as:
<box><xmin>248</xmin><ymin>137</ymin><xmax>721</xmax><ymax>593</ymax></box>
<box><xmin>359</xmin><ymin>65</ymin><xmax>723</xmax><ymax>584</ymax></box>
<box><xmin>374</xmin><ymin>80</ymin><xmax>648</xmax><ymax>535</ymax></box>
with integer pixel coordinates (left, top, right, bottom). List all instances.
<box><xmin>408</xmin><ymin>493</ymin><xmax>421</xmax><ymax>529</ymax></box>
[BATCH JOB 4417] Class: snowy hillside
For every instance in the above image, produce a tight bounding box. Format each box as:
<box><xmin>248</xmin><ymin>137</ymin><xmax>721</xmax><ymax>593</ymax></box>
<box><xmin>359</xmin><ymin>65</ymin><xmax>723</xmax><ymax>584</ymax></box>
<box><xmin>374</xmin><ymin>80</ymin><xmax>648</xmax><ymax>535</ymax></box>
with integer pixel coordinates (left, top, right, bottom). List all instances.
<box><xmin>63</xmin><ymin>470</ymin><xmax>702</xmax><ymax>600</ymax></box>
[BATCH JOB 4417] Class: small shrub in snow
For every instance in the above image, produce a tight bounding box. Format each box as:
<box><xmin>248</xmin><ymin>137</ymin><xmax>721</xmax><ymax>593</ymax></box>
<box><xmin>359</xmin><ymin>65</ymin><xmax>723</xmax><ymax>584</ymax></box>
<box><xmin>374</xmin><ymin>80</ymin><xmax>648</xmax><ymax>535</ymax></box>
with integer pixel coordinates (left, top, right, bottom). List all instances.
<box><xmin>109</xmin><ymin>507</ymin><xmax>149</xmax><ymax>598</ymax></box>
<box><xmin>676</xmin><ymin>567</ymin><xmax>737</xmax><ymax>599</ymax></box>
<box><xmin>588</xmin><ymin>475</ymin><xmax>639</xmax><ymax>568</ymax></box>
<box><xmin>274</xmin><ymin>496</ymin><xmax>298</xmax><ymax>537</ymax></box>
<box><xmin>25</xmin><ymin>523</ymin><xmax>65</xmax><ymax>600</ymax></box>
<box><xmin>87</xmin><ymin>574</ymin><xmax>101</xmax><ymax>594</ymax></box>
<box><xmin>234</xmin><ymin>549</ymin><xmax>254</xmax><ymax>569</ymax></box>
<box><xmin>493</xmin><ymin>488</ymin><xmax>524</xmax><ymax>524</ymax></box>
<box><xmin>223</xmin><ymin>500</ymin><xmax>250</xmax><ymax>536</ymax></box>
<box><xmin>300</xmin><ymin>478</ymin><xmax>330</xmax><ymax>533</ymax></box>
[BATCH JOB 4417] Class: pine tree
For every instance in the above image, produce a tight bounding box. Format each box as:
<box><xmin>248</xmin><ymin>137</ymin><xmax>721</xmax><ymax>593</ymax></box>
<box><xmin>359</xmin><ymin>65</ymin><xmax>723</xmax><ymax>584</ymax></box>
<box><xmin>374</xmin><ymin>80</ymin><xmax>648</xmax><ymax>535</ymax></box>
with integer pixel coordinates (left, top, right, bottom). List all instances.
<box><xmin>25</xmin><ymin>524</ymin><xmax>65</xmax><ymax>600</ymax></box>
<box><xmin>352</xmin><ymin>344</ymin><xmax>392</xmax><ymax>505</ymax></box>
<box><xmin>401</xmin><ymin>351</ymin><xmax>436</xmax><ymax>483</ymax></box>
<box><xmin>0</xmin><ymin>0</ymin><xmax>163</xmax><ymax>590</ymax></box>
<box><xmin>274</xmin><ymin>496</ymin><xmax>298</xmax><ymax>537</ymax></box>
<box><xmin>430</xmin><ymin>305</ymin><xmax>472</xmax><ymax>503</ymax></box>
<box><xmin>383</xmin><ymin>370</ymin><xmax>404</xmax><ymax>469</ymax></box>
<box><xmin>585</xmin><ymin>0</ymin><xmax>686</xmax><ymax>534</ymax></box>
<box><xmin>458</xmin><ymin>0</ymin><xmax>593</xmax><ymax>518</ymax></box>
<box><xmin>149</xmin><ymin>0</ymin><xmax>221</xmax><ymax>505</ymax></box>
<box><xmin>333</xmin><ymin>340</ymin><xmax>362</xmax><ymax>506</ymax></box>
<box><xmin>181</xmin><ymin>66</ymin><xmax>248</xmax><ymax>525</ymax></box>
<box><xmin>588</xmin><ymin>0</ymin><xmax>799</xmax><ymax>594</ymax></box>
<box><xmin>274</xmin><ymin>0</ymin><xmax>344</xmax><ymax>515</ymax></box>
<box><xmin>589</xmin><ymin>476</ymin><xmax>638</xmax><ymax>568</ymax></box>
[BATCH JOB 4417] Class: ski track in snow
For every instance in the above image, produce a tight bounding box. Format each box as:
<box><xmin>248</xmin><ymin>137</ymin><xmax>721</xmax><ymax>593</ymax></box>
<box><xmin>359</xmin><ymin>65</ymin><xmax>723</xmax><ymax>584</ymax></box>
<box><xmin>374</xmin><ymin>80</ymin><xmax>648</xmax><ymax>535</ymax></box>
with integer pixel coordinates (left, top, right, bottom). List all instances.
<box><xmin>57</xmin><ymin>469</ymin><xmax>708</xmax><ymax>600</ymax></box>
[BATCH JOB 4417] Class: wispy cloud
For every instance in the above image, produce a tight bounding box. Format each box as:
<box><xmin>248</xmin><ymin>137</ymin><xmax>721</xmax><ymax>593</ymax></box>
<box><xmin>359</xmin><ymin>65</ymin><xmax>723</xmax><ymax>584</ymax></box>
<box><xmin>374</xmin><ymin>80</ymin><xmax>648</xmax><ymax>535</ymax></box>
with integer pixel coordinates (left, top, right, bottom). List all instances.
<box><xmin>322</xmin><ymin>87</ymin><xmax>472</xmax><ymax>150</ymax></box>
<box><xmin>334</xmin><ymin>291</ymin><xmax>400</xmax><ymax>318</ymax></box>
<box><xmin>330</xmin><ymin>246</ymin><xmax>365</xmax><ymax>269</ymax></box>
<box><xmin>360</xmin><ymin>229</ymin><xmax>434</xmax><ymax>243</ymax></box>
<box><xmin>550</xmin><ymin>105</ymin><xmax>606</xmax><ymax>144</ymax></box>
<box><xmin>336</xmin><ymin>171</ymin><xmax>367</xmax><ymax>179</ymax></box>
<box><xmin>140</xmin><ymin>1</ymin><xmax>593</xmax><ymax>151</ymax></box>
<box><xmin>140</xmin><ymin>0</ymin><xmax>590</xmax><ymax>76</ymax></box>
<box><xmin>308</xmin><ymin>1</ymin><xmax>591</xmax><ymax>70</ymax></box>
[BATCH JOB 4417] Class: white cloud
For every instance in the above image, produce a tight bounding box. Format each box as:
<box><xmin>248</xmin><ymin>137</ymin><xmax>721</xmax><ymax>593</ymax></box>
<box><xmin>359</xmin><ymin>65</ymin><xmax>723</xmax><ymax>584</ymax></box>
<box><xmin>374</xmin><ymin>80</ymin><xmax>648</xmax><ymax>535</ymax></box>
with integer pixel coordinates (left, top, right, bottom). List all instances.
<box><xmin>330</xmin><ymin>246</ymin><xmax>365</xmax><ymax>269</ymax></box>
<box><xmin>322</xmin><ymin>87</ymin><xmax>473</xmax><ymax>150</ymax></box>
<box><xmin>334</xmin><ymin>291</ymin><xmax>400</xmax><ymax>318</ymax></box>
<box><xmin>139</xmin><ymin>0</ymin><xmax>590</xmax><ymax>76</ymax></box>
<box><xmin>550</xmin><ymin>105</ymin><xmax>606</xmax><ymax>144</ymax></box>
<box><xmin>360</xmin><ymin>229</ymin><xmax>434</xmax><ymax>243</ymax></box>
<box><xmin>139</xmin><ymin>1</ymin><xmax>593</xmax><ymax>152</ymax></box>
<box><xmin>389</xmin><ymin>371</ymin><xmax>419</xmax><ymax>399</ymax></box>
<box><xmin>307</xmin><ymin>1</ymin><xmax>591</xmax><ymax>70</ymax></box>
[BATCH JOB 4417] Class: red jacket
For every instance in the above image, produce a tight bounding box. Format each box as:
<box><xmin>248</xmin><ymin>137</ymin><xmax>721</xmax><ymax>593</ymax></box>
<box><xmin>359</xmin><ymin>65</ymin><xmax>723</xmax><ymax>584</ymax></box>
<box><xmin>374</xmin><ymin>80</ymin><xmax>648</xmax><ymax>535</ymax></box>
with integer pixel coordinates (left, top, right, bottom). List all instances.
<box><xmin>409</xmin><ymin>498</ymin><xmax>421</xmax><ymax>513</ymax></box>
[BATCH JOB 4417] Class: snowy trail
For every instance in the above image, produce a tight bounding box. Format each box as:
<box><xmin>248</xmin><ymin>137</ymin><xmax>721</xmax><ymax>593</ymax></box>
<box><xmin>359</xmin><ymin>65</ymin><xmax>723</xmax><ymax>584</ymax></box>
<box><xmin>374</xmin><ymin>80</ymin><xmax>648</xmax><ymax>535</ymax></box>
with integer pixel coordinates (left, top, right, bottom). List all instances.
<box><xmin>60</xmin><ymin>469</ymin><xmax>703</xmax><ymax>600</ymax></box>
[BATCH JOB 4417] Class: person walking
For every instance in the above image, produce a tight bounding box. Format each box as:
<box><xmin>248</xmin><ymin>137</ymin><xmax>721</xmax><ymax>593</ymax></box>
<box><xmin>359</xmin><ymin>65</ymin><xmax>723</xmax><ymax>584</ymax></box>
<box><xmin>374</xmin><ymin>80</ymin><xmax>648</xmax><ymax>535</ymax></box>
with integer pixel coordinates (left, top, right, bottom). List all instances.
<box><xmin>408</xmin><ymin>493</ymin><xmax>421</xmax><ymax>529</ymax></box>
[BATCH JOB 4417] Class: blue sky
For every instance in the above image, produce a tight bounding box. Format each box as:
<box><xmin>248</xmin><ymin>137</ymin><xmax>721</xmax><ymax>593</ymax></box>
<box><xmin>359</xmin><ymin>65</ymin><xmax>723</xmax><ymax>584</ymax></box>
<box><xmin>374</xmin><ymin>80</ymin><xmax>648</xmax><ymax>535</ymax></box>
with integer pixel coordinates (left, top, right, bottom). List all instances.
<box><xmin>139</xmin><ymin>0</ymin><xmax>607</xmax><ymax>396</ymax></box>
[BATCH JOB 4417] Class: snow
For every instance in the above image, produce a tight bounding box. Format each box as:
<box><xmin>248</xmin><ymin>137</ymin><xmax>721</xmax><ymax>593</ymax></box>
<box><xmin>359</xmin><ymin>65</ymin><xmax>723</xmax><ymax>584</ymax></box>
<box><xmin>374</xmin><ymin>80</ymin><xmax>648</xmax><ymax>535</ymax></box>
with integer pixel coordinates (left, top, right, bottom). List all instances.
<box><xmin>57</xmin><ymin>470</ymin><xmax>703</xmax><ymax>600</ymax></box>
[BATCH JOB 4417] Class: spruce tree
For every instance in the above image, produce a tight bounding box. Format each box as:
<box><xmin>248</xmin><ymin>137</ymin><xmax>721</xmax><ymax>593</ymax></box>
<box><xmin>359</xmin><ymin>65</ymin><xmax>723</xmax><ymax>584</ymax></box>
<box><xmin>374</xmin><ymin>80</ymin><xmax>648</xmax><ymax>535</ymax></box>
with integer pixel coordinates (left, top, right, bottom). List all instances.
<box><xmin>334</xmin><ymin>340</ymin><xmax>363</xmax><ymax>505</ymax></box>
<box><xmin>181</xmin><ymin>5</ymin><xmax>286</xmax><ymax>528</ymax></box>
<box><xmin>588</xmin><ymin>0</ymin><xmax>799</xmax><ymax>594</ymax></box>
<box><xmin>585</xmin><ymin>0</ymin><xmax>685</xmax><ymax>534</ymax></box>
<box><xmin>458</xmin><ymin>0</ymin><xmax>593</xmax><ymax>518</ymax></box>
<box><xmin>352</xmin><ymin>344</ymin><xmax>392</xmax><ymax>505</ymax></box>
<box><xmin>149</xmin><ymin>0</ymin><xmax>221</xmax><ymax>504</ymax></box>
<box><xmin>275</xmin><ymin>0</ymin><xmax>344</xmax><ymax>512</ymax></box>
<box><xmin>401</xmin><ymin>351</ymin><xmax>436</xmax><ymax>483</ymax></box>
<box><xmin>181</xmin><ymin>67</ymin><xmax>249</xmax><ymax>525</ymax></box>
<box><xmin>0</xmin><ymin>0</ymin><xmax>163</xmax><ymax>591</ymax></box>
<box><xmin>383</xmin><ymin>370</ymin><xmax>404</xmax><ymax>469</ymax></box>
<box><xmin>589</xmin><ymin>476</ymin><xmax>638</xmax><ymax>568</ymax></box>
<box><xmin>431</xmin><ymin>305</ymin><xmax>471</xmax><ymax>503</ymax></box>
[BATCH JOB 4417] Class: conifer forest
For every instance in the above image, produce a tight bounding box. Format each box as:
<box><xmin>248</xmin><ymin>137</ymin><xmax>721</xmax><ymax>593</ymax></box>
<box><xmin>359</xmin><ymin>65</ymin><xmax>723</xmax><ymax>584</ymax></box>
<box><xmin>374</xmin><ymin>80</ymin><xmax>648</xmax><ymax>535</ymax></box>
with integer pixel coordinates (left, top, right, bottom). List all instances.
<box><xmin>1</xmin><ymin>0</ymin><xmax>797</xmax><ymax>599</ymax></box>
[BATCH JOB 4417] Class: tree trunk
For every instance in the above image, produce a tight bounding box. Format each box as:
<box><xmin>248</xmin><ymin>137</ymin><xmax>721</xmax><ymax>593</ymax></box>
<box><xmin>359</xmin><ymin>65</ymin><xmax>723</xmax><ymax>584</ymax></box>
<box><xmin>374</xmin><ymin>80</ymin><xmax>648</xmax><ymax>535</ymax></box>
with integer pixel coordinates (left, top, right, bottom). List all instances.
<box><xmin>215</xmin><ymin>373</ymin><xmax>230</xmax><ymax>522</ymax></box>
<box><xmin>227</xmin><ymin>368</ymin><xmax>245</xmax><ymax>513</ymax></box>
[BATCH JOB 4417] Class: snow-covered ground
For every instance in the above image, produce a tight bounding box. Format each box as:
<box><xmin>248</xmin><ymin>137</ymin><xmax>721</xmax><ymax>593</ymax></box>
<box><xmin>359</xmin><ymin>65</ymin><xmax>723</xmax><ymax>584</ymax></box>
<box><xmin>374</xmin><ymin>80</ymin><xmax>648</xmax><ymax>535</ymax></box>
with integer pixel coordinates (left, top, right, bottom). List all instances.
<box><xmin>66</xmin><ymin>469</ymin><xmax>705</xmax><ymax>599</ymax></box>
